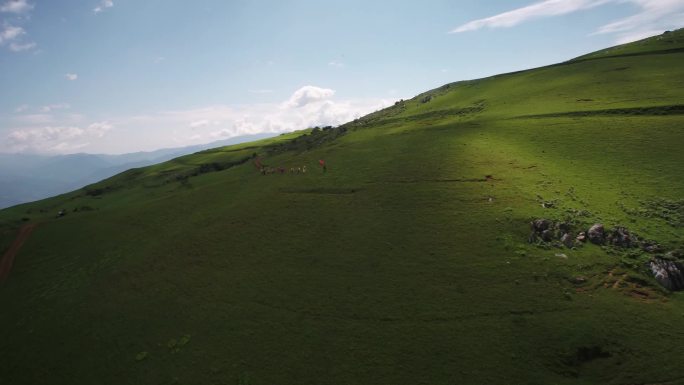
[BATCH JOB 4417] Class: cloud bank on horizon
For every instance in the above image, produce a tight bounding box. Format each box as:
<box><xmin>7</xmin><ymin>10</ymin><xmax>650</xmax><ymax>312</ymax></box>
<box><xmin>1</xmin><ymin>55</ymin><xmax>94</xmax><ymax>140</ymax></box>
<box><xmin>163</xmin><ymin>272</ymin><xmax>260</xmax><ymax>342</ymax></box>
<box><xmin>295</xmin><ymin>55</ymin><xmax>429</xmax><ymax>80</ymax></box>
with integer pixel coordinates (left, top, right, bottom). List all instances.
<box><xmin>2</xmin><ymin>86</ymin><xmax>392</xmax><ymax>154</ymax></box>
<box><xmin>451</xmin><ymin>0</ymin><xmax>684</xmax><ymax>44</ymax></box>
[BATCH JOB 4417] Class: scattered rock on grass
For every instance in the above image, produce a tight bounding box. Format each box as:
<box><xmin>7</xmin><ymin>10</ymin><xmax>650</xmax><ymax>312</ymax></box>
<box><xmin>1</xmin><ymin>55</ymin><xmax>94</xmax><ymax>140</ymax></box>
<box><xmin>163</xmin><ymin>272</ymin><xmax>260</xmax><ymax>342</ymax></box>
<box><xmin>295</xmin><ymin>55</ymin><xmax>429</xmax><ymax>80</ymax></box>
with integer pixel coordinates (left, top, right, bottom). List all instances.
<box><xmin>529</xmin><ymin>219</ymin><xmax>578</xmax><ymax>248</ymax></box>
<box><xmin>641</xmin><ymin>240</ymin><xmax>663</xmax><ymax>253</ymax></box>
<box><xmin>606</xmin><ymin>226</ymin><xmax>638</xmax><ymax>248</ymax></box>
<box><xmin>571</xmin><ymin>276</ymin><xmax>588</xmax><ymax>284</ymax></box>
<box><xmin>576</xmin><ymin>232</ymin><xmax>586</xmax><ymax>243</ymax></box>
<box><xmin>528</xmin><ymin>217</ymin><xmax>683</xmax><ymax>291</ymax></box>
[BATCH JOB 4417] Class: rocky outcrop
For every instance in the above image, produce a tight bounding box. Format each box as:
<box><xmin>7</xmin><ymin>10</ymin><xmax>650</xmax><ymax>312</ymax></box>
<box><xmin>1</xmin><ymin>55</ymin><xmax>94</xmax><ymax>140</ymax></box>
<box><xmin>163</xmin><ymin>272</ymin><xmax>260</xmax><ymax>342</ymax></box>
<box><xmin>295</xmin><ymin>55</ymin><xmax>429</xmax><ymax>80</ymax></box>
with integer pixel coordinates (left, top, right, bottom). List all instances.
<box><xmin>527</xmin><ymin>219</ymin><xmax>684</xmax><ymax>290</ymax></box>
<box><xmin>529</xmin><ymin>220</ymin><xmax>657</xmax><ymax>250</ymax></box>
<box><xmin>529</xmin><ymin>219</ymin><xmax>580</xmax><ymax>248</ymax></box>
<box><xmin>531</xmin><ymin>219</ymin><xmax>553</xmax><ymax>233</ymax></box>
<box><xmin>529</xmin><ymin>219</ymin><xmax>553</xmax><ymax>243</ymax></box>
<box><xmin>641</xmin><ymin>240</ymin><xmax>663</xmax><ymax>253</ymax></box>
<box><xmin>606</xmin><ymin>226</ymin><xmax>638</xmax><ymax>248</ymax></box>
<box><xmin>649</xmin><ymin>258</ymin><xmax>684</xmax><ymax>291</ymax></box>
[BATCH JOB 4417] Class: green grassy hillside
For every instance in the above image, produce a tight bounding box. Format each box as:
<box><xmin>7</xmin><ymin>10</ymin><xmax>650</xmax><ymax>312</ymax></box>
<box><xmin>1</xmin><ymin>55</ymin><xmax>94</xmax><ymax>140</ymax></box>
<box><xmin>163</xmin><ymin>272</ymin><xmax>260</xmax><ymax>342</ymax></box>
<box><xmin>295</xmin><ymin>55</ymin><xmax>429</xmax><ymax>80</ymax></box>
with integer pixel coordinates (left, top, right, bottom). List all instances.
<box><xmin>1</xmin><ymin>30</ymin><xmax>684</xmax><ymax>385</ymax></box>
<box><xmin>572</xmin><ymin>28</ymin><xmax>684</xmax><ymax>62</ymax></box>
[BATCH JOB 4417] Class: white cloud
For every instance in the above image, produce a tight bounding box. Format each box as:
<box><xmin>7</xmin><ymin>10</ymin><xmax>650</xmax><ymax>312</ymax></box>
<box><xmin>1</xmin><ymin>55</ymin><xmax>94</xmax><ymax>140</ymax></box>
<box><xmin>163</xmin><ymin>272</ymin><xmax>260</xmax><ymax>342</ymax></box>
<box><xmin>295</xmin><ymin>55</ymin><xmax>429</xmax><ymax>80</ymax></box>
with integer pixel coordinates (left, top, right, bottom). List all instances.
<box><xmin>11</xmin><ymin>111</ymin><xmax>84</xmax><ymax>125</ymax></box>
<box><xmin>65</xmin><ymin>73</ymin><xmax>78</xmax><ymax>81</ymax></box>
<box><xmin>14</xmin><ymin>113</ymin><xmax>54</xmax><ymax>124</ymax></box>
<box><xmin>6</xmin><ymin>122</ymin><xmax>113</xmax><ymax>153</ymax></box>
<box><xmin>0</xmin><ymin>25</ymin><xmax>34</xmax><ymax>52</ymax></box>
<box><xmin>0</xmin><ymin>4</ymin><xmax>37</xmax><ymax>52</ymax></box>
<box><xmin>451</xmin><ymin>0</ymin><xmax>610</xmax><ymax>33</ymax></box>
<box><xmin>1</xmin><ymin>86</ymin><xmax>395</xmax><ymax>154</ymax></box>
<box><xmin>0</xmin><ymin>24</ymin><xmax>24</xmax><ymax>43</ymax></box>
<box><xmin>189</xmin><ymin>119</ymin><xmax>211</xmax><ymax>128</ymax></box>
<box><xmin>450</xmin><ymin>0</ymin><xmax>684</xmax><ymax>43</ymax></box>
<box><xmin>328</xmin><ymin>60</ymin><xmax>345</xmax><ymax>68</ymax></box>
<box><xmin>0</xmin><ymin>0</ymin><xmax>33</xmax><ymax>14</ymax></box>
<box><xmin>41</xmin><ymin>103</ymin><xmax>70</xmax><ymax>113</ymax></box>
<box><xmin>10</xmin><ymin>126</ymin><xmax>83</xmax><ymax>142</ymax></box>
<box><xmin>593</xmin><ymin>0</ymin><xmax>684</xmax><ymax>43</ymax></box>
<box><xmin>93</xmin><ymin>0</ymin><xmax>113</xmax><ymax>14</ymax></box>
<box><xmin>14</xmin><ymin>104</ymin><xmax>28</xmax><ymax>113</ymax></box>
<box><xmin>8</xmin><ymin>126</ymin><xmax>85</xmax><ymax>152</ymax></box>
<box><xmin>8</xmin><ymin>41</ymin><xmax>34</xmax><ymax>51</ymax></box>
<box><xmin>284</xmin><ymin>85</ymin><xmax>336</xmax><ymax>108</ymax></box>
<box><xmin>613</xmin><ymin>28</ymin><xmax>664</xmax><ymax>44</ymax></box>
<box><xmin>87</xmin><ymin>121</ymin><xmax>113</xmax><ymax>137</ymax></box>
<box><xmin>116</xmin><ymin>86</ymin><xmax>393</xmax><ymax>152</ymax></box>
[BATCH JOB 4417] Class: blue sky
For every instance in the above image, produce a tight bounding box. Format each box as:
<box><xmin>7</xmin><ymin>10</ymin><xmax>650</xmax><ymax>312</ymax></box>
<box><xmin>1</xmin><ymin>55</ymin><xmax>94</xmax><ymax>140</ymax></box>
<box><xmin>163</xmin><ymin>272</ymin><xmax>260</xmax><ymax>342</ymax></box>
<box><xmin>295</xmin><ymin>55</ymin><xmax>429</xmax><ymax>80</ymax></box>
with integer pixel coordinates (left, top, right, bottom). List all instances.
<box><xmin>0</xmin><ymin>0</ymin><xmax>682</xmax><ymax>154</ymax></box>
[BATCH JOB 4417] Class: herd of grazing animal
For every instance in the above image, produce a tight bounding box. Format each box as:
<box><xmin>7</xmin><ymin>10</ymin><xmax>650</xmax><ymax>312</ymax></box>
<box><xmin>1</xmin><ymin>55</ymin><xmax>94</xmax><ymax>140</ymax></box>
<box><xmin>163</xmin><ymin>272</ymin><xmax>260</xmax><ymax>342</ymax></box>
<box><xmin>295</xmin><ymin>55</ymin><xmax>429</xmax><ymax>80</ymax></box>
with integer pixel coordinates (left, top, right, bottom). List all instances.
<box><xmin>254</xmin><ymin>157</ymin><xmax>326</xmax><ymax>175</ymax></box>
<box><xmin>259</xmin><ymin>165</ymin><xmax>308</xmax><ymax>175</ymax></box>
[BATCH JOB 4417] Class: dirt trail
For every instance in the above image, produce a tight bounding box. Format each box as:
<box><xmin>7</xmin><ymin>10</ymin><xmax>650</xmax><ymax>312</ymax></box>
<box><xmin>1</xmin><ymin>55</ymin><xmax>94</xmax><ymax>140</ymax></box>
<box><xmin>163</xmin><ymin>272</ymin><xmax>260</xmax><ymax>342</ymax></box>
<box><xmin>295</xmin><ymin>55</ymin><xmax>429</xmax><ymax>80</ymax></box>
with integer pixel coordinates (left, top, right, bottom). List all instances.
<box><xmin>0</xmin><ymin>223</ymin><xmax>38</xmax><ymax>283</ymax></box>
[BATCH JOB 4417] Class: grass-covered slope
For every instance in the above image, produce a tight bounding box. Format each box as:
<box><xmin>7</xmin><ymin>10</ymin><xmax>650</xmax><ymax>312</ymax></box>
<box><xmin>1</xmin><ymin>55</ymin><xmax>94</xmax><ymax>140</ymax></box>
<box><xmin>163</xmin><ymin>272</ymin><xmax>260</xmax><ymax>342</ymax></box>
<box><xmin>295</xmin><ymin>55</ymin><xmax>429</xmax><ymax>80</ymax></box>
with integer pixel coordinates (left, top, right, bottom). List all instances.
<box><xmin>1</xmin><ymin>30</ymin><xmax>684</xmax><ymax>385</ymax></box>
<box><xmin>571</xmin><ymin>28</ymin><xmax>684</xmax><ymax>62</ymax></box>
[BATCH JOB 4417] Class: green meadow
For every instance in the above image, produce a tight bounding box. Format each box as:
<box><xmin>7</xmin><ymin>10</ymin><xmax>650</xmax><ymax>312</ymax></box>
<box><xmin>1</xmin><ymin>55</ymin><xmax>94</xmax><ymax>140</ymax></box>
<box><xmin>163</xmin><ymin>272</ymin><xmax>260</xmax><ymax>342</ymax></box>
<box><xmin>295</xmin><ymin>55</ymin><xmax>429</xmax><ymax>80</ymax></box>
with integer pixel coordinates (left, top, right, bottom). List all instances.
<box><xmin>1</xmin><ymin>30</ymin><xmax>684</xmax><ymax>385</ymax></box>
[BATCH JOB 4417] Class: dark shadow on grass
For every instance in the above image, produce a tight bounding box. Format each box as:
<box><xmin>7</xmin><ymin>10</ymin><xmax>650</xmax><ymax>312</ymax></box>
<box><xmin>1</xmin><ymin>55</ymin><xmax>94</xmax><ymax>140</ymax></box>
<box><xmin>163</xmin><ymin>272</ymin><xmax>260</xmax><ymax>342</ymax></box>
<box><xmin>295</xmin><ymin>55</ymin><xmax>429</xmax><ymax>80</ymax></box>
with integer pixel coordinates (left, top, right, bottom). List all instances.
<box><xmin>278</xmin><ymin>187</ymin><xmax>361</xmax><ymax>195</ymax></box>
<box><xmin>377</xmin><ymin>176</ymin><xmax>498</xmax><ymax>183</ymax></box>
<box><xmin>517</xmin><ymin>104</ymin><xmax>684</xmax><ymax>119</ymax></box>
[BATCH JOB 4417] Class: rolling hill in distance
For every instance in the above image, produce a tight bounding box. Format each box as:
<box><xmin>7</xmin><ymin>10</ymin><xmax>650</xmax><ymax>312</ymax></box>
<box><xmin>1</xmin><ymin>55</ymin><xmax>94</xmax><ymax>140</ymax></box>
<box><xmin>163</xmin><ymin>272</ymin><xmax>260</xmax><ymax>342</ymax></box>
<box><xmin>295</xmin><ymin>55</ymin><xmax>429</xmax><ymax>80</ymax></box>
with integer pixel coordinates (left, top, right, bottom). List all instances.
<box><xmin>1</xmin><ymin>29</ymin><xmax>684</xmax><ymax>384</ymax></box>
<box><xmin>0</xmin><ymin>134</ymin><xmax>274</xmax><ymax>209</ymax></box>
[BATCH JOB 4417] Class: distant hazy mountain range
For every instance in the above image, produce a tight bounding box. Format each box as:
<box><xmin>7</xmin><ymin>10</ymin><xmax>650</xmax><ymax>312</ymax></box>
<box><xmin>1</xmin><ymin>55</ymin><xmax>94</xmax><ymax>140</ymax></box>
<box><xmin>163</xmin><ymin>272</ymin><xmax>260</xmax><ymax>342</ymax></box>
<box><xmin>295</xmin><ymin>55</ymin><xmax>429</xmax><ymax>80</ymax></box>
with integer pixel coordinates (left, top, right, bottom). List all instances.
<box><xmin>0</xmin><ymin>134</ymin><xmax>274</xmax><ymax>209</ymax></box>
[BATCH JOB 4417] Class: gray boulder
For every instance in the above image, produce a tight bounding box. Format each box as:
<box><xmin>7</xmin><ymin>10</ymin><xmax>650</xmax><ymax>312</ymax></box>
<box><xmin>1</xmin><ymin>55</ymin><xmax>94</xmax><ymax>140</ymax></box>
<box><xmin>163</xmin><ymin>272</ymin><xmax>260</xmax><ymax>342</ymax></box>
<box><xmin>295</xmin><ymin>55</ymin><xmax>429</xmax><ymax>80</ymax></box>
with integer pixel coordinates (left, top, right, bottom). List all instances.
<box><xmin>529</xmin><ymin>218</ymin><xmax>554</xmax><ymax>243</ymax></box>
<box><xmin>587</xmin><ymin>224</ymin><xmax>605</xmax><ymax>245</ymax></box>
<box><xmin>561</xmin><ymin>233</ymin><xmax>574</xmax><ymax>248</ymax></box>
<box><xmin>576</xmin><ymin>232</ymin><xmax>587</xmax><ymax>243</ymax></box>
<box><xmin>531</xmin><ymin>219</ymin><xmax>553</xmax><ymax>233</ymax></box>
<box><xmin>649</xmin><ymin>258</ymin><xmax>684</xmax><ymax>291</ymax></box>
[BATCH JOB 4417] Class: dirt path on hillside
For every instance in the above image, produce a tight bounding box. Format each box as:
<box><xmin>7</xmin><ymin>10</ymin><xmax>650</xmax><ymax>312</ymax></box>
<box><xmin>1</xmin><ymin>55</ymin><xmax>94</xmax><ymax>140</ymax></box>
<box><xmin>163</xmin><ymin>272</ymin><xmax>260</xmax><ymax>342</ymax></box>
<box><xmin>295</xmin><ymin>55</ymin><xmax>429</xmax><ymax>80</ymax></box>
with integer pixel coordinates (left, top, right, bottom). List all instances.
<box><xmin>0</xmin><ymin>223</ymin><xmax>38</xmax><ymax>283</ymax></box>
